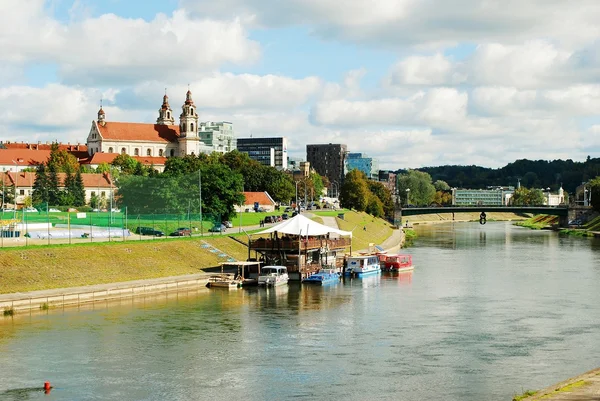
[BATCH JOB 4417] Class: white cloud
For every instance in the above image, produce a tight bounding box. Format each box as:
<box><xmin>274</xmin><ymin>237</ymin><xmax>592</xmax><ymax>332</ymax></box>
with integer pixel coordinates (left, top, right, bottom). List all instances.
<box><xmin>385</xmin><ymin>53</ymin><xmax>463</xmax><ymax>86</ymax></box>
<box><xmin>0</xmin><ymin>4</ymin><xmax>260</xmax><ymax>85</ymax></box>
<box><xmin>182</xmin><ymin>0</ymin><xmax>600</xmax><ymax>48</ymax></box>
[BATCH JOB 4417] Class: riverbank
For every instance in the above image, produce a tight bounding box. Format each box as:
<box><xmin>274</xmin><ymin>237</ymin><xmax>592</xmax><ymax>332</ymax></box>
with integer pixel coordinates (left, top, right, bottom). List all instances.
<box><xmin>514</xmin><ymin>367</ymin><xmax>600</xmax><ymax>400</ymax></box>
<box><xmin>404</xmin><ymin>211</ymin><xmax>530</xmax><ymax>226</ymax></box>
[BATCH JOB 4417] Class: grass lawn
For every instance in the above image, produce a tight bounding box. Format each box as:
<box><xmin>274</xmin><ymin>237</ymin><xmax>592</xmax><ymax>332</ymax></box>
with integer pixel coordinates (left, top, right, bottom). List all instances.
<box><xmin>334</xmin><ymin>211</ymin><xmax>394</xmax><ymax>251</ymax></box>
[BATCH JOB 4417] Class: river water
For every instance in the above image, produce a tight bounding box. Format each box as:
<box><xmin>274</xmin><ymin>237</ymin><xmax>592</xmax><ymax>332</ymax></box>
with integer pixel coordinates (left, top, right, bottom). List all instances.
<box><xmin>1</xmin><ymin>222</ymin><xmax>599</xmax><ymax>401</ymax></box>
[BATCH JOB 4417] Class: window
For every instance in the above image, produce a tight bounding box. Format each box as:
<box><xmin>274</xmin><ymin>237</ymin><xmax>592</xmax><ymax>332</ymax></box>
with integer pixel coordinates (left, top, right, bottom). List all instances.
<box><xmin>159</xmin><ymin>149</ymin><xmax>163</xmax><ymax>156</ymax></box>
<box><xmin>19</xmin><ymin>190</ymin><xmax>25</xmax><ymax>195</ymax></box>
<box><xmin>147</xmin><ymin>149</ymin><xmax>152</xmax><ymax>156</ymax></box>
<box><xmin>170</xmin><ymin>149</ymin><xmax>175</xmax><ymax>157</ymax></box>
<box><xmin>167</xmin><ymin>111</ymin><xmax>170</xmax><ymax>119</ymax></box>
<box><xmin>190</xmin><ymin>108</ymin><xmax>193</xmax><ymax>115</ymax></box>
<box><xmin>91</xmin><ymin>191</ymin><xmax>96</xmax><ymax>197</ymax></box>
<box><xmin>134</xmin><ymin>148</ymin><xmax>139</xmax><ymax>156</ymax></box>
<box><xmin>190</xmin><ymin>123</ymin><xmax>194</xmax><ymax>132</ymax></box>
<box><xmin>101</xmin><ymin>192</ymin><xmax>106</xmax><ymax>197</ymax></box>
<box><xmin>108</xmin><ymin>147</ymin><xmax>113</xmax><ymax>153</ymax></box>
<box><xmin>121</xmin><ymin>148</ymin><xmax>126</xmax><ymax>154</ymax></box>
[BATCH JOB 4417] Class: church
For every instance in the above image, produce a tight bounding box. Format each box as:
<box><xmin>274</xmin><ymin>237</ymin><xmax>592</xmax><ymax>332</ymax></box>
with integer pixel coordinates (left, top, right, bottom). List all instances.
<box><xmin>85</xmin><ymin>90</ymin><xmax>236</xmax><ymax>167</ymax></box>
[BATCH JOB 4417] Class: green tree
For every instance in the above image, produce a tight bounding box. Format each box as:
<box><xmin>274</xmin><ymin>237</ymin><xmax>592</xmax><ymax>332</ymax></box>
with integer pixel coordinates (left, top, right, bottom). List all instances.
<box><xmin>265</xmin><ymin>171</ymin><xmax>295</xmax><ymax>204</ymax></box>
<box><xmin>32</xmin><ymin>164</ymin><xmax>49</xmax><ymax>205</ymax></box>
<box><xmin>589</xmin><ymin>177</ymin><xmax>600</xmax><ymax>212</ymax></box>
<box><xmin>73</xmin><ymin>169</ymin><xmax>86</xmax><ymax>206</ymax></box>
<box><xmin>339</xmin><ymin>170</ymin><xmax>370</xmax><ymax>211</ymax></box>
<box><xmin>368</xmin><ymin>180</ymin><xmax>394</xmax><ymax>220</ymax></box>
<box><xmin>90</xmin><ymin>193</ymin><xmax>100</xmax><ymax>209</ymax></box>
<box><xmin>433</xmin><ymin>180</ymin><xmax>450</xmax><ymax>191</ymax></box>
<box><xmin>365</xmin><ymin>193</ymin><xmax>384</xmax><ymax>218</ymax></box>
<box><xmin>48</xmin><ymin>142</ymin><xmax>79</xmax><ymax>173</ymax></box>
<box><xmin>511</xmin><ymin>187</ymin><xmax>546</xmax><ymax>205</ymax></box>
<box><xmin>47</xmin><ymin>163</ymin><xmax>60</xmax><ymax>206</ymax></box>
<box><xmin>397</xmin><ymin>170</ymin><xmax>436</xmax><ymax>206</ymax></box>
<box><xmin>61</xmin><ymin>171</ymin><xmax>76</xmax><ymax>206</ymax></box>
<box><xmin>112</xmin><ymin>154</ymin><xmax>143</xmax><ymax>175</ymax></box>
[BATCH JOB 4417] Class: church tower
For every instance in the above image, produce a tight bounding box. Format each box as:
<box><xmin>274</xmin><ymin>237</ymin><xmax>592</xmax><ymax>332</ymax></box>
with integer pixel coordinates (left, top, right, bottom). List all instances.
<box><xmin>178</xmin><ymin>89</ymin><xmax>200</xmax><ymax>156</ymax></box>
<box><xmin>156</xmin><ymin>91</ymin><xmax>175</xmax><ymax>125</ymax></box>
<box><xmin>97</xmin><ymin>105</ymin><xmax>106</xmax><ymax>126</ymax></box>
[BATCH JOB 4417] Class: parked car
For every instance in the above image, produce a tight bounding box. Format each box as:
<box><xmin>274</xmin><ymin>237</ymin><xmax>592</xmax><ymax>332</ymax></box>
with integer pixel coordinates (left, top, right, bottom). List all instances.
<box><xmin>292</xmin><ymin>211</ymin><xmax>299</xmax><ymax>217</ymax></box>
<box><xmin>209</xmin><ymin>224</ymin><xmax>226</xmax><ymax>233</ymax></box>
<box><xmin>281</xmin><ymin>213</ymin><xmax>289</xmax><ymax>220</ymax></box>
<box><xmin>48</xmin><ymin>208</ymin><xmax>61</xmax><ymax>212</ymax></box>
<box><xmin>264</xmin><ymin>215</ymin><xmax>276</xmax><ymax>224</ymax></box>
<box><xmin>284</xmin><ymin>207</ymin><xmax>292</xmax><ymax>213</ymax></box>
<box><xmin>222</xmin><ymin>221</ymin><xmax>233</xmax><ymax>228</ymax></box>
<box><xmin>1</xmin><ymin>208</ymin><xmax>15</xmax><ymax>213</ymax></box>
<box><xmin>568</xmin><ymin>219</ymin><xmax>582</xmax><ymax>226</ymax></box>
<box><xmin>170</xmin><ymin>227</ymin><xmax>191</xmax><ymax>236</ymax></box>
<box><xmin>24</xmin><ymin>207</ymin><xmax>38</xmax><ymax>213</ymax></box>
<box><xmin>135</xmin><ymin>226</ymin><xmax>165</xmax><ymax>236</ymax></box>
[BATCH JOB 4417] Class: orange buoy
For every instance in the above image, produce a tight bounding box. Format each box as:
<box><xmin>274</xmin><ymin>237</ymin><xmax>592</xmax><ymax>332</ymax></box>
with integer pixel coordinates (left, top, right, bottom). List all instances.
<box><xmin>44</xmin><ymin>381</ymin><xmax>51</xmax><ymax>391</ymax></box>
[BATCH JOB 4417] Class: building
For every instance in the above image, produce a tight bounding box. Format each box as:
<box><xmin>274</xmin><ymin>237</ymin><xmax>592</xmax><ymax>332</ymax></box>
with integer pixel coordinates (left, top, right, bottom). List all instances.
<box><xmin>378</xmin><ymin>171</ymin><xmax>397</xmax><ymax>194</ymax></box>
<box><xmin>287</xmin><ymin>156</ymin><xmax>303</xmax><ymax>171</ymax></box>
<box><xmin>199</xmin><ymin>122</ymin><xmax>237</xmax><ymax>154</ymax></box>
<box><xmin>236</xmin><ymin>137</ymin><xmax>288</xmax><ymax>170</ymax></box>
<box><xmin>452</xmin><ymin>187</ymin><xmax>515</xmax><ymax>206</ymax></box>
<box><xmin>86</xmin><ymin>90</ymin><xmax>214</xmax><ymax>159</ymax></box>
<box><xmin>234</xmin><ymin>191</ymin><xmax>277</xmax><ymax>212</ymax></box>
<box><xmin>0</xmin><ymin>149</ymin><xmax>52</xmax><ymax>172</ymax></box>
<box><xmin>346</xmin><ymin>153</ymin><xmax>379</xmax><ymax>180</ymax></box>
<box><xmin>545</xmin><ymin>187</ymin><xmax>566</xmax><ymax>206</ymax></box>
<box><xmin>80</xmin><ymin>153</ymin><xmax>168</xmax><ymax>173</ymax></box>
<box><xmin>306</xmin><ymin>144</ymin><xmax>347</xmax><ymax>193</ymax></box>
<box><xmin>1</xmin><ymin>171</ymin><xmax>115</xmax><ymax>209</ymax></box>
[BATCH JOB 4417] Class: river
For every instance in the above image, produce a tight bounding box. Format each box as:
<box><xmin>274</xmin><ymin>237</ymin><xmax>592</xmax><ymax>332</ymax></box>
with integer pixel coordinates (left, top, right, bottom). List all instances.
<box><xmin>1</xmin><ymin>222</ymin><xmax>599</xmax><ymax>400</ymax></box>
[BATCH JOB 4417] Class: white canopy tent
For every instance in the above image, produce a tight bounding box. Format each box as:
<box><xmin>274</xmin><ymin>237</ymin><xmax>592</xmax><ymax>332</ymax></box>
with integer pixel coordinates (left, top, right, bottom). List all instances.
<box><xmin>254</xmin><ymin>213</ymin><xmax>352</xmax><ymax>238</ymax></box>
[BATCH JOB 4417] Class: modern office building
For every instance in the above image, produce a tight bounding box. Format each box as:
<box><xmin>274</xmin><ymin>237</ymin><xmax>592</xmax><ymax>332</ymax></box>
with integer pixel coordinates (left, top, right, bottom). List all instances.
<box><xmin>236</xmin><ymin>137</ymin><xmax>288</xmax><ymax>170</ymax></box>
<box><xmin>452</xmin><ymin>187</ymin><xmax>515</xmax><ymax>206</ymax></box>
<box><xmin>306</xmin><ymin>143</ymin><xmax>347</xmax><ymax>193</ymax></box>
<box><xmin>198</xmin><ymin>121</ymin><xmax>237</xmax><ymax>154</ymax></box>
<box><xmin>346</xmin><ymin>152</ymin><xmax>379</xmax><ymax>180</ymax></box>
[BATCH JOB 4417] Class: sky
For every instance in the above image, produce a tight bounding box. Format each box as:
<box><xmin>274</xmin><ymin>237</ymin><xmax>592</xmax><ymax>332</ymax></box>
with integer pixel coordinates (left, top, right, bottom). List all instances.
<box><xmin>1</xmin><ymin>0</ymin><xmax>599</xmax><ymax>170</ymax></box>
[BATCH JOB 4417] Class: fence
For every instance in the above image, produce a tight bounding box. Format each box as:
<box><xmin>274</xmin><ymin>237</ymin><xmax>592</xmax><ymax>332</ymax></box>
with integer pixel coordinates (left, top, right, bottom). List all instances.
<box><xmin>0</xmin><ymin>209</ymin><xmax>225</xmax><ymax>248</ymax></box>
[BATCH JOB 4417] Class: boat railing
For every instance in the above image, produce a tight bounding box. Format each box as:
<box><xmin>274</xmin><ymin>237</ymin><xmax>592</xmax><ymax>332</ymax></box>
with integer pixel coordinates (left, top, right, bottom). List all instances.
<box><xmin>250</xmin><ymin>237</ymin><xmax>351</xmax><ymax>251</ymax></box>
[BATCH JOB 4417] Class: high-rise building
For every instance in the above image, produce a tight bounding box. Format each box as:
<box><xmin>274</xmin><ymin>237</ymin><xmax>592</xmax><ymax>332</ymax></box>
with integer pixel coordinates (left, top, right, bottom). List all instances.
<box><xmin>198</xmin><ymin>121</ymin><xmax>237</xmax><ymax>154</ymax></box>
<box><xmin>236</xmin><ymin>137</ymin><xmax>288</xmax><ymax>170</ymax></box>
<box><xmin>306</xmin><ymin>143</ymin><xmax>347</xmax><ymax>190</ymax></box>
<box><xmin>346</xmin><ymin>152</ymin><xmax>379</xmax><ymax>180</ymax></box>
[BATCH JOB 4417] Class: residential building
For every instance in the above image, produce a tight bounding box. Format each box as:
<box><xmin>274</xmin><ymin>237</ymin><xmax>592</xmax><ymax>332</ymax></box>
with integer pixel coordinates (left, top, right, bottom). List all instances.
<box><xmin>236</xmin><ymin>137</ymin><xmax>287</xmax><ymax>170</ymax></box>
<box><xmin>234</xmin><ymin>191</ymin><xmax>277</xmax><ymax>212</ymax></box>
<box><xmin>0</xmin><ymin>149</ymin><xmax>52</xmax><ymax>172</ymax></box>
<box><xmin>378</xmin><ymin>171</ymin><xmax>397</xmax><ymax>194</ymax></box>
<box><xmin>1</xmin><ymin>171</ymin><xmax>115</xmax><ymax>208</ymax></box>
<box><xmin>346</xmin><ymin>152</ymin><xmax>379</xmax><ymax>180</ymax></box>
<box><xmin>199</xmin><ymin>121</ymin><xmax>237</xmax><ymax>154</ymax></box>
<box><xmin>86</xmin><ymin>90</ymin><xmax>213</xmax><ymax>159</ymax></box>
<box><xmin>452</xmin><ymin>187</ymin><xmax>515</xmax><ymax>206</ymax></box>
<box><xmin>306</xmin><ymin>143</ymin><xmax>347</xmax><ymax>194</ymax></box>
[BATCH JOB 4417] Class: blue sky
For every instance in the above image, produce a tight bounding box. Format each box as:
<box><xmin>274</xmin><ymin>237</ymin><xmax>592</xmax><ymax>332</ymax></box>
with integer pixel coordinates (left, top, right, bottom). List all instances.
<box><xmin>1</xmin><ymin>0</ymin><xmax>599</xmax><ymax>169</ymax></box>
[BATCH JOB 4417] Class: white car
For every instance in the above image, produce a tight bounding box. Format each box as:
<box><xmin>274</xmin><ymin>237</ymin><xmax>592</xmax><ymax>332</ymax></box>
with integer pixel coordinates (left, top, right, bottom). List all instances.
<box><xmin>48</xmin><ymin>208</ymin><xmax>61</xmax><ymax>213</ymax></box>
<box><xmin>24</xmin><ymin>207</ymin><xmax>38</xmax><ymax>213</ymax></box>
<box><xmin>222</xmin><ymin>221</ymin><xmax>233</xmax><ymax>228</ymax></box>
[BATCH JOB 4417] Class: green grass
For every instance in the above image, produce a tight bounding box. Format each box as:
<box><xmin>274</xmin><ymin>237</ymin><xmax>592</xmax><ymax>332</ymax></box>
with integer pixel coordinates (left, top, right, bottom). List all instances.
<box><xmin>334</xmin><ymin>211</ymin><xmax>394</xmax><ymax>251</ymax></box>
<box><xmin>515</xmin><ymin>215</ymin><xmax>558</xmax><ymax>229</ymax></box>
<box><xmin>512</xmin><ymin>390</ymin><xmax>537</xmax><ymax>401</ymax></box>
<box><xmin>0</xmin><ymin>235</ymin><xmax>250</xmax><ymax>294</ymax></box>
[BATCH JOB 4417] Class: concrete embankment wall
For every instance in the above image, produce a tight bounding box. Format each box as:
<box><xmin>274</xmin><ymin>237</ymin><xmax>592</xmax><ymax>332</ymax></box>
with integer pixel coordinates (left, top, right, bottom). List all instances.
<box><xmin>0</xmin><ymin>274</ymin><xmax>210</xmax><ymax>314</ymax></box>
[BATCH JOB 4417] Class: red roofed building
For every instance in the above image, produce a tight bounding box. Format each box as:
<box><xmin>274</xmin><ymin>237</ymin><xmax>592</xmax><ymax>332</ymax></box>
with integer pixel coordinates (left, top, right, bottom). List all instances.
<box><xmin>86</xmin><ymin>91</ymin><xmax>213</xmax><ymax>159</ymax></box>
<box><xmin>1</xmin><ymin>171</ymin><xmax>115</xmax><ymax>209</ymax></box>
<box><xmin>80</xmin><ymin>153</ymin><xmax>168</xmax><ymax>172</ymax></box>
<box><xmin>235</xmin><ymin>191</ymin><xmax>277</xmax><ymax>212</ymax></box>
<box><xmin>0</xmin><ymin>149</ymin><xmax>52</xmax><ymax>172</ymax></box>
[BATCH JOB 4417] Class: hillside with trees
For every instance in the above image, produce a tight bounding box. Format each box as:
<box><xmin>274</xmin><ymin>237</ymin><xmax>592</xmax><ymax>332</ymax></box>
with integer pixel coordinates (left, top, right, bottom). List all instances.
<box><xmin>407</xmin><ymin>157</ymin><xmax>600</xmax><ymax>193</ymax></box>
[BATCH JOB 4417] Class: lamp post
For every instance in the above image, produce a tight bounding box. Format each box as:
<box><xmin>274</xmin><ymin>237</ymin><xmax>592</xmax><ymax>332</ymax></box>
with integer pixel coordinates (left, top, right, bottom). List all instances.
<box><xmin>406</xmin><ymin>188</ymin><xmax>410</xmax><ymax>207</ymax></box>
<box><xmin>295</xmin><ymin>181</ymin><xmax>300</xmax><ymax>213</ymax></box>
<box><xmin>12</xmin><ymin>160</ymin><xmax>17</xmax><ymax>220</ymax></box>
<box><xmin>331</xmin><ymin>181</ymin><xmax>339</xmax><ymax>198</ymax></box>
<box><xmin>584</xmin><ymin>189</ymin><xmax>589</xmax><ymax>207</ymax></box>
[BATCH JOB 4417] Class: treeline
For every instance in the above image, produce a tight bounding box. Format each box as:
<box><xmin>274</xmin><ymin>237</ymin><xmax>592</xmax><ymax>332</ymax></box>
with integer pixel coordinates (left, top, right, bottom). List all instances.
<box><xmin>402</xmin><ymin>157</ymin><xmax>600</xmax><ymax>193</ymax></box>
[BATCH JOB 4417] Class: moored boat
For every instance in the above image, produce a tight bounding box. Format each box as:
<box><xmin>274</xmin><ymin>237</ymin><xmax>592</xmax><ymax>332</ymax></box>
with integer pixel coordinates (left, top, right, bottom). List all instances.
<box><xmin>302</xmin><ymin>269</ymin><xmax>340</xmax><ymax>285</ymax></box>
<box><xmin>344</xmin><ymin>255</ymin><xmax>381</xmax><ymax>277</ymax></box>
<box><xmin>206</xmin><ymin>274</ymin><xmax>242</xmax><ymax>289</ymax></box>
<box><xmin>258</xmin><ymin>265</ymin><xmax>289</xmax><ymax>287</ymax></box>
<box><xmin>382</xmin><ymin>254</ymin><xmax>414</xmax><ymax>273</ymax></box>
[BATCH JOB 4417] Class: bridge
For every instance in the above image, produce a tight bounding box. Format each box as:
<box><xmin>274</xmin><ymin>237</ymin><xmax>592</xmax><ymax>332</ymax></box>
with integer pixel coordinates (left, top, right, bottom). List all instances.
<box><xmin>399</xmin><ymin>205</ymin><xmax>569</xmax><ymax>217</ymax></box>
<box><xmin>396</xmin><ymin>205</ymin><xmax>575</xmax><ymax>227</ymax></box>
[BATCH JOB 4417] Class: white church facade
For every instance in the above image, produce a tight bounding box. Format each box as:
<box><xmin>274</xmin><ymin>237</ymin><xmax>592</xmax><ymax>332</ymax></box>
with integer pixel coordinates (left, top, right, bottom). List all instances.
<box><xmin>85</xmin><ymin>90</ymin><xmax>234</xmax><ymax>161</ymax></box>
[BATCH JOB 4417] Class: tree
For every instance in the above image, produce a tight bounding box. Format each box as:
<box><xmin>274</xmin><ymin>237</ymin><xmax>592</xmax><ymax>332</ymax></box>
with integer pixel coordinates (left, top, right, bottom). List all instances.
<box><xmin>339</xmin><ymin>170</ymin><xmax>370</xmax><ymax>211</ymax></box>
<box><xmin>433</xmin><ymin>180</ymin><xmax>450</xmax><ymax>191</ymax></box>
<box><xmin>46</xmin><ymin>162</ymin><xmax>61</xmax><ymax>206</ymax></box>
<box><xmin>112</xmin><ymin>154</ymin><xmax>143</xmax><ymax>175</ymax></box>
<box><xmin>73</xmin><ymin>169</ymin><xmax>86</xmax><ymax>206</ymax></box>
<box><xmin>61</xmin><ymin>171</ymin><xmax>76</xmax><ymax>206</ymax></box>
<box><xmin>32</xmin><ymin>163</ymin><xmax>49</xmax><ymax>205</ymax></box>
<box><xmin>368</xmin><ymin>180</ymin><xmax>394</xmax><ymax>220</ymax></box>
<box><xmin>397</xmin><ymin>170</ymin><xmax>436</xmax><ymax>206</ymax></box>
<box><xmin>48</xmin><ymin>143</ymin><xmax>79</xmax><ymax>173</ymax></box>
<box><xmin>511</xmin><ymin>187</ymin><xmax>546</xmax><ymax>206</ymax></box>
<box><xmin>589</xmin><ymin>177</ymin><xmax>600</xmax><ymax>212</ymax></box>
<box><xmin>365</xmin><ymin>193</ymin><xmax>384</xmax><ymax>218</ymax></box>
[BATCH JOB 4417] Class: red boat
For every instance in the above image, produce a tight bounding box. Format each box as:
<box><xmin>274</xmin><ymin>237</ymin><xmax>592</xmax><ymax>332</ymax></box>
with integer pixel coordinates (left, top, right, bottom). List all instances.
<box><xmin>383</xmin><ymin>254</ymin><xmax>414</xmax><ymax>273</ymax></box>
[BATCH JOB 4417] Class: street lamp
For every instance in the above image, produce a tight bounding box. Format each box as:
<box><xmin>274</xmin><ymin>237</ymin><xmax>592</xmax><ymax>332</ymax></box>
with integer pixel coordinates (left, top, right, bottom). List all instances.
<box><xmin>331</xmin><ymin>181</ymin><xmax>339</xmax><ymax>198</ymax></box>
<box><xmin>295</xmin><ymin>181</ymin><xmax>301</xmax><ymax>213</ymax></box>
<box><xmin>405</xmin><ymin>188</ymin><xmax>411</xmax><ymax>207</ymax></box>
<box><xmin>584</xmin><ymin>189</ymin><xmax>589</xmax><ymax>207</ymax></box>
<box><xmin>11</xmin><ymin>160</ymin><xmax>17</xmax><ymax>220</ymax></box>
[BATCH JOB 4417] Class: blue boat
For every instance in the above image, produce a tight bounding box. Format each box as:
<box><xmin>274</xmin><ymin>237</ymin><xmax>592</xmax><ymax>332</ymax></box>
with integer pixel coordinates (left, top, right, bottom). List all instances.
<box><xmin>344</xmin><ymin>255</ymin><xmax>381</xmax><ymax>277</ymax></box>
<box><xmin>302</xmin><ymin>269</ymin><xmax>340</xmax><ymax>285</ymax></box>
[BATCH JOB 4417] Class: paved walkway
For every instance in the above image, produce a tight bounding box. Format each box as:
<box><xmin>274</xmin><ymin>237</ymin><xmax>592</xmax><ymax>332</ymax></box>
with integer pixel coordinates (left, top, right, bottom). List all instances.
<box><xmin>523</xmin><ymin>367</ymin><xmax>600</xmax><ymax>400</ymax></box>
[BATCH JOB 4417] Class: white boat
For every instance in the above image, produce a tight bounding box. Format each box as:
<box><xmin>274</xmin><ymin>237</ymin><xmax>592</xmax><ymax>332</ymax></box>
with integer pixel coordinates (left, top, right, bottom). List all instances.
<box><xmin>344</xmin><ymin>255</ymin><xmax>381</xmax><ymax>277</ymax></box>
<box><xmin>258</xmin><ymin>265</ymin><xmax>289</xmax><ymax>287</ymax></box>
<box><xmin>206</xmin><ymin>274</ymin><xmax>241</xmax><ymax>289</ymax></box>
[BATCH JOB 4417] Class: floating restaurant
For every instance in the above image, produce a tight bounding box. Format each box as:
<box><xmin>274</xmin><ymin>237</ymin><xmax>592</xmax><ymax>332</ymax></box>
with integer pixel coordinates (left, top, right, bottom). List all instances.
<box><xmin>247</xmin><ymin>214</ymin><xmax>353</xmax><ymax>280</ymax></box>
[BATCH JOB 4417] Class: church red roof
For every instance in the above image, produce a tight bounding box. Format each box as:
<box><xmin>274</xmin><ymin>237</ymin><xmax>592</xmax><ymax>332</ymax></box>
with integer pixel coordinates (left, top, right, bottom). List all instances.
<box><xmin>96</xmin><ymin>122</ymin><xmax>180</xmax><ymax>143</ymax></box>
